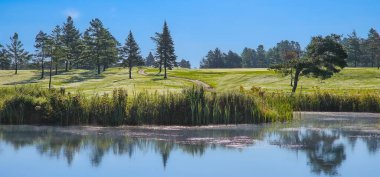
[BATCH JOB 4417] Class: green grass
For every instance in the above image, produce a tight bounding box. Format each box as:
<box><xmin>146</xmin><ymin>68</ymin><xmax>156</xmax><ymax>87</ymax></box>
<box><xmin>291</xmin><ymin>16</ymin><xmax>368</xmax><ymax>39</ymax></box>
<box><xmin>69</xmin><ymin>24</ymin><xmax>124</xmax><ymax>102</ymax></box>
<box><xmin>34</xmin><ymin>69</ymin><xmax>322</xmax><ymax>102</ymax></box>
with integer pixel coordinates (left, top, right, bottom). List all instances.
<box><xmin>1</xmin><ymin>67</ymin><xmax>380</xmax><ymax>95</ymax></box>
<box><xmin>0</xmin><ymin>67</ymin><xmax>193</xmax><ymax>95</ymax></box>
<box><xmin>146</xmin><ymin>67</ymin><xmax>380</xmax><ymax>93</ymax></box>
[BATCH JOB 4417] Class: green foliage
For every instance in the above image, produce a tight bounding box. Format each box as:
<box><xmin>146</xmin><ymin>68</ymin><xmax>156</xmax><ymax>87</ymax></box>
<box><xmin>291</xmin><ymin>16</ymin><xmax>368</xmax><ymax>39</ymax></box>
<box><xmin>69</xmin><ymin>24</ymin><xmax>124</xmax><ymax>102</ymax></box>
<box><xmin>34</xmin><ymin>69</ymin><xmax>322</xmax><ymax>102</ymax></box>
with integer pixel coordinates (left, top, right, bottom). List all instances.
<box><xmin>121</xmin><ymin>31</ymin><xmax>144</xmax><ymax>79</ymax></box>
<box><xmin>0</xmin><ymin>86</ymin><xmax>290</xmax><ymax>126</ymax></box>
<box><xmin>151</xmin><ymin>21</ymin><xmax>177</xmax><ymax>78</ymax></box>
<box><xmin>6</xmin><ymin>33</ymin><xmax>31</xmax><ymax>74</ymax></box>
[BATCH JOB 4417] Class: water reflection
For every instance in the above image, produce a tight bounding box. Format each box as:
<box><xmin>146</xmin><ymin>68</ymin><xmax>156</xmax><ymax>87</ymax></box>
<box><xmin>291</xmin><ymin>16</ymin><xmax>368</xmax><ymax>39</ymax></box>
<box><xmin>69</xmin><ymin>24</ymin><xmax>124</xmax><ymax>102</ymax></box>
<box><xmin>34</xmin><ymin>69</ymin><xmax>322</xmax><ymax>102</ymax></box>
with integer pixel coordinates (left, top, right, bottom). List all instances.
<box><xmin>0</xmin><ymin>112</ymin><xmax>380</xmax><ymax>176</ymax></box>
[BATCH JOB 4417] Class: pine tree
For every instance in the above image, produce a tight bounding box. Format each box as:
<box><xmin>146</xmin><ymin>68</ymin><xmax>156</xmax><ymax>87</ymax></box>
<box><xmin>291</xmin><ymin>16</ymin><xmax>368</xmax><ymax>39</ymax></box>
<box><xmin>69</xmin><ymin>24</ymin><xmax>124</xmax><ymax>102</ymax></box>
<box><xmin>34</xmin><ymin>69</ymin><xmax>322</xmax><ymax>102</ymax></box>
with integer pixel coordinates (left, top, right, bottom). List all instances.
<box><xmin>34</xmin><ymin>31</ymin><xmax>49</xmax><ymax>79</ymax></box>
<box><xmin>101</xmin><ymin>28</ymin><xmax>119</xmax><ymax>71</ymax></box>
<box><xmin>84</xmin><ymin>18</ymin><xmax>119</xmax><ymax>74</ymax></box>
<box><xmin>62</xmin><ymin>16</ymin><xmax>81</xmax><ymax>71</ymax></box>
<box><xmin>153</xmin><ymin>21</ymin><xmax>177</xmax><ymax>79</ymax></box>
<box><xmin>366</xmin><ymin>28</ymin><xmax>380</xmax><ymax>69</ymax></box>
<box><xmin>224</xmin><ymin>50</ymin><xmax>242</xmax><ymax>68</ymax></box>
<box><xmin>145</xmin><ymin>52</ymin><xmax>155</xmax><ymax>67</ymax></box>
<box><xmin>6</xmin><ymin>33</ymin><xmax>30</xmax><ymax>74</ymax></box>
<box><xmin>50</xmin><ymin>26</ymin><xmax>65</xmax><ymax>75</ymax></box>
<box><xmin>345</xmin><ymin>31</ymin><xmax>363</xmax><ymax>67</ymax></box>
<box><xmin>121</xmin><ymin>31</ymin><xmax>143</xmax><ymax>79</ymax></box>
<box><xmin>0</xmin><ymin>44</ymin><xmax>11</xmax><ymax>69</ymax></box>
<box><xmin>178</xmin><ymin>59</ymin><xmax>191</xmax><ymax>68</ymax></box>
<box><xmin>241</xmin><ymin>47</ymin><xmax>254</xmax><ymax>68</ymax></box>
<box><xmin>256</xmin><ymin>45</ymin><xmax>266</xmax><ymax>68</ymax></box>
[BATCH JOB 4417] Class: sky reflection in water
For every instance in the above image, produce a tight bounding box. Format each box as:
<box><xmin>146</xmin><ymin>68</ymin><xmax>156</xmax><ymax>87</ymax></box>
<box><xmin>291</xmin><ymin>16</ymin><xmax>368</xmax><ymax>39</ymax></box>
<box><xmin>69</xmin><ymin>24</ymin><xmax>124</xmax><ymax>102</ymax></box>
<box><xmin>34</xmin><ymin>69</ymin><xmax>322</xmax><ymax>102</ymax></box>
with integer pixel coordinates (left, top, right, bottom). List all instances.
<box><xmin>0</xmin><ymin>112</ymin><xmax>380</xmax><ymax>177</ymax></box>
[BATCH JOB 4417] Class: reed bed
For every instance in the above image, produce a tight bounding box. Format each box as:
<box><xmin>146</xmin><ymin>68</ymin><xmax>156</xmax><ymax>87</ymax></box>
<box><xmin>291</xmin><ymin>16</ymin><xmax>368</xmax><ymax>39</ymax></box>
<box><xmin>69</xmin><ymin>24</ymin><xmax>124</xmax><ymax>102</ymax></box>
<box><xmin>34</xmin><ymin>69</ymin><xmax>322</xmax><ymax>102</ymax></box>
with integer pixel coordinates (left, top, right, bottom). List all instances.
<box><xmin>0</xmin><ymin>86</ymin><xmax>289</xmax><ymax>126</ymax></box>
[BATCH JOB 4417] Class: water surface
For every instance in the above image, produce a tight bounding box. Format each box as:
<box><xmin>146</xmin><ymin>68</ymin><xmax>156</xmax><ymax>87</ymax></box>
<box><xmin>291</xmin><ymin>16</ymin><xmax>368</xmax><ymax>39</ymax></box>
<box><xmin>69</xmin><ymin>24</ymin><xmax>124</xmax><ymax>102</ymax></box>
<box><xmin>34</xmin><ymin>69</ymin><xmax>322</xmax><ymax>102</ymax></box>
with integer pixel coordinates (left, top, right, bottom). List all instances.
<box><xmin>1</xmin><ymin>112</ymin><xmax>380</xmax><ymax>177</ymax></box>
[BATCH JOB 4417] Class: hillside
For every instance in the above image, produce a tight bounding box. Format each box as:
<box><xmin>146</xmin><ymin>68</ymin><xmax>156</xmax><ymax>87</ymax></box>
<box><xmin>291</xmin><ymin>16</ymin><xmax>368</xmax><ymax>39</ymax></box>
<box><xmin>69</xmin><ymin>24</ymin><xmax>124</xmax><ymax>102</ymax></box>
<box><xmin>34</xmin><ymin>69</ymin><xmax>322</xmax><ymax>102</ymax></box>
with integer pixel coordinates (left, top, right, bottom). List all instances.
<box><xmin>0</xmin><ymin>67</ymin><xmax>379</xmax><ymax>95</ymax></box>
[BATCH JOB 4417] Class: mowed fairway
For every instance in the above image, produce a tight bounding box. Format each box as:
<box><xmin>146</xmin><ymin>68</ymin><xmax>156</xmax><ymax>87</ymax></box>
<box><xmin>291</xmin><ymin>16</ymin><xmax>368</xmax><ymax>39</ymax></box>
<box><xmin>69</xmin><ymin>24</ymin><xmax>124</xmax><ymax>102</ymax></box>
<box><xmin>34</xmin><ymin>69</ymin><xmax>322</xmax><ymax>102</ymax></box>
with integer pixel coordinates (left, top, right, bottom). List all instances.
<box><xmin>1</xmin><ymin>67</ymin><xmax>380</xmax><ymax>95</ymax></box>
<box><xmin>0</xmin><ymin>67</ymin><xmax>193</xmax><ymax>95</ymax></box>
<box><xmin>147</xmin><ymin>67</ymin><xmax>380</xmax><ymax>93</ymax></box>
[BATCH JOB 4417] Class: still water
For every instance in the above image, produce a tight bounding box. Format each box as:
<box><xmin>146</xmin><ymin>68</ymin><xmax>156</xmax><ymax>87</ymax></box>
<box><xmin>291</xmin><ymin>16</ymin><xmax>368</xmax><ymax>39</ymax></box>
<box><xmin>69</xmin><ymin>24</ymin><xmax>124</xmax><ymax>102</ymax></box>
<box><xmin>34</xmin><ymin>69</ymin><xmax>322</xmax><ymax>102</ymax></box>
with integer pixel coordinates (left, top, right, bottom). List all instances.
<box><xmin>0</xmin><ymin>112</ymin><xmax>380</xmax><ymax>177</ymax></box>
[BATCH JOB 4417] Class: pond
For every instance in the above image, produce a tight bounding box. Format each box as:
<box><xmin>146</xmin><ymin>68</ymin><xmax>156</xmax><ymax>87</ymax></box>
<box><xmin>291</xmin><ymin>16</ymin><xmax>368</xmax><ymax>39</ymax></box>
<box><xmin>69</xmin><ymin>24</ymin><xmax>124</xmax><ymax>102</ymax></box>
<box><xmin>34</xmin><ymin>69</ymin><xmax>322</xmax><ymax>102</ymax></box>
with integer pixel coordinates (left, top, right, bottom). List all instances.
<box><xmin>0</xmin><ymin>112</ymin><xmax>380</xmax><ymax>177</ymax></box>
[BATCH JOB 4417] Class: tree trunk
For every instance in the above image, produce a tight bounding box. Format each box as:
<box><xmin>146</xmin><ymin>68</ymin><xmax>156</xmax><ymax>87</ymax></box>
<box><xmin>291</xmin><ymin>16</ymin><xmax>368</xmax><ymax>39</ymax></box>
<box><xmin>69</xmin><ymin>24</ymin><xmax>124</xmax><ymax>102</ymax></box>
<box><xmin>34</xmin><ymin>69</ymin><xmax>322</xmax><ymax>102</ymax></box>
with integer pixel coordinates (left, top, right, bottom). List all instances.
<box><xmin>290</xmin><ymin>68</ymin><xmax>293</xmax><ymax>86</ymax></box>
<box><xmin>15</xmin><ymin>60</ymin><xmax>18</xmax><ymax>75</ymax></box>
<box><xmin>55</xmin><ymin>64</ymin><xmax>58</xmax><ymax>75</ymax></box>
<box><xmin>41</xmin><ymin>58</ymin><xmax>44</xmax><ymax>79</ymax></box>
<box><xmin>291</xmin><ymin>69</ymin><xmax>301</xmax><ymax>93</ymax></box>
<box><xmin>97</xmin><ymin>63</ymin><xmax>101</xmax><ymax>75</ymax></box>
<box><xmin>49</xmin><ymin>60</ymin><xmax>53</xmax><ymax>89</ymax></box>
<box><xmin>164</xmin><ymin>58</ymin><xmax>167</xmax><ymax>79</ymax></box>
<box><xmin>129</xmin><ymin>66</ymin><xmax>132</xmax><ymax>79</ymax></box>
<box><xmin>65</xmin><ymin>60</ymin><xmax>68</xmax><ymax>72</ymax></box>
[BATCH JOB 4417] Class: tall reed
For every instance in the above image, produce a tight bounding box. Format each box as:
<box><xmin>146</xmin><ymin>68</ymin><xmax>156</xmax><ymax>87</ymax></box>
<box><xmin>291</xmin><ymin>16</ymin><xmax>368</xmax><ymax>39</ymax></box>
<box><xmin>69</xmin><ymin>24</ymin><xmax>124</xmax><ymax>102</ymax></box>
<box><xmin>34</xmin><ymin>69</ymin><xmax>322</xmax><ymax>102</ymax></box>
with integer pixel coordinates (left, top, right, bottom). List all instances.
<box><xmin>0</xmin><ymin>86</ymin><xmax>289</xmax><ymax>126</ymax></box>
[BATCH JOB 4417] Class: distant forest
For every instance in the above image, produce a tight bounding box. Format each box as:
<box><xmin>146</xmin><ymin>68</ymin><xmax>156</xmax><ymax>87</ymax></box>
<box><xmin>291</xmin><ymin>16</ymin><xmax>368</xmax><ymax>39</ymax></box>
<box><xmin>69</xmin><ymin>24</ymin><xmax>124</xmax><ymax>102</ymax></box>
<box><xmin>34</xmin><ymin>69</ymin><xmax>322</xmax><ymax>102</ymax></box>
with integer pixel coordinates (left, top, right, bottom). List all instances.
<box><xmin>200</xmin><ymin>29</ymin><xmax>380</xmax><ymax>69</ymax></box>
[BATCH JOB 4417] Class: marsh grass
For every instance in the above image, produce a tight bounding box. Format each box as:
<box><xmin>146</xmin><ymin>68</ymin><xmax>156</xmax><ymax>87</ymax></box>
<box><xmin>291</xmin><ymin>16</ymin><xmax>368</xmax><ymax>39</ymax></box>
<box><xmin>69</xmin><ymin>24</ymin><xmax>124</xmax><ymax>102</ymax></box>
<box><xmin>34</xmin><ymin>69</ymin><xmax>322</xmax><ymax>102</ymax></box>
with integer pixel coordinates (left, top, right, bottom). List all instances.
<box><xmin>0</xmin><ymin>86</ymin><xmax>289</xmax><ymax>126</ymax></box>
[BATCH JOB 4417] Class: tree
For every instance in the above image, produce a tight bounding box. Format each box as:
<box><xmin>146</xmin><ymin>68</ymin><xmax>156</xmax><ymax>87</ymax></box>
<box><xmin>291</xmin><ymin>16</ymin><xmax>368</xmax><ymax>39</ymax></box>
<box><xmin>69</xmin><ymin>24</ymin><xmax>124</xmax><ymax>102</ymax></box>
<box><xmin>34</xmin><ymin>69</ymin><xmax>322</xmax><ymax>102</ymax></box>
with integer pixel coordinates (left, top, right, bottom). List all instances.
<box><xmin>84</xmin><ymin>18</ymin><xmax>119</xmax><ymax>74</ymax></box>
<box><xmin>152</xmin><ymin>21</ymin><xmax>177</xmax><ymax>79</ymax></box>
<box><xmin>6</xmin><ymin>33</ymin><xmax>30</xmax><ymax>74</ymax></box>
<box><xmin>145</xmin><ymin>52</ymin><xmax>155</xmax><ymax>67</ymax></box>
<box><xmin>50</xmin><ymin>26</ymin><xmax>65</xmax><ymax>75</ymax></box>
<box><xmin>365</xmin><ymin>28</ymin><xmax>380</xmax><ymax>69</ymax></box>
<box><xmin>178</xmin><ymin>59</ymin><xmax>191</xmax><ymax>68</ymax></box>
<box><xmin>34</xmin><ymin>31</ymin><xmax>49</xmax><ymax>79</ymax></box>
<box><xmin>62</xmin><ymin>16</ymin><xmax>81</xmax><ymax>71</ymax></box>
<box><xmin>200</xmin><ymin>48</ymin><xmax>225</xmax><ymax>68</ymax></box>
<box><xmin>224</xmin><ymin>50</ymin><xmax>242</xmax><ymax>68</ymax></box>
<box><xmin>271</xmin><ymin>34</ymin><xmax>347</xmax><ymax>93</ymax></box>
<box><xmin>344</xmin><ymin>31</ymin><xmax>363</xmax><ymax>67</ymax></box>
<box><xmin>121</xmin><ymin>31</ymin><xmax>143</xmax><ymax>79</ymax></box>
<box><xmin>0</xmin><ymin>44</ymin><xmax>11</xmax><ymax>69</ymax></box>
<box><xmin>241</xmin><ymin>47</ymin><xmax>254</xmax><ymax>68</ymax></box>
<box><xmin>256</xmin><ymin>45</ymin><xmax>266</xmax><ymax>68</ymax></box>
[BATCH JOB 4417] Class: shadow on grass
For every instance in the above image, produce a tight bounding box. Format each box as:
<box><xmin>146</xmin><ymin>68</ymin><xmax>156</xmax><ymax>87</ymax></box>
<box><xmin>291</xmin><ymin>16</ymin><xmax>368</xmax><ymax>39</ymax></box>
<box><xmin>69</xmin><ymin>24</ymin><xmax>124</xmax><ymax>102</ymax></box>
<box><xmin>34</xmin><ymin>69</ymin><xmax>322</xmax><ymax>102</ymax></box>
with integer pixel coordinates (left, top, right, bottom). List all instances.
<box><xmin>151</xmin><ymin>77</ymin><xmax>166</xmax><ymax>81</ymax></box>
<box><xmin>61</xmin><ymin>70</ymin><xmax>105</xmax><ymax>84</ymax></box>
<box><xmin>3</xmin><ymin>72</ymin><xmax>41</xmax><ymax>85</ymax></box>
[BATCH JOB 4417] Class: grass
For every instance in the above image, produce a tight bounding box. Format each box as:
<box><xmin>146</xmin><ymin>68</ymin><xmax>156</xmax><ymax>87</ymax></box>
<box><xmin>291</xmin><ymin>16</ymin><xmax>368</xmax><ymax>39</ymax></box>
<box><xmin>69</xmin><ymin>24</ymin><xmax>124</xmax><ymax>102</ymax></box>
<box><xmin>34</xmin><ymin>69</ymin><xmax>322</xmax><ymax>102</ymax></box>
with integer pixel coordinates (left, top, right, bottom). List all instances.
<box><xmin>2</xmin><ymin>67</ymin><xmax>380</xmax><ymax>95</ymax></box>
<box><xmin>0</xmin><ymin>86</ymin><xmax>290</xmax><ymax>126</ymax></box>
<box><xmin>0</xmin><ymin>67</ymin><xmax>193</xmax><ymax>96</ymax></box>
<box><xmin>145</xmin><ymin>67</ymin><xmax>380</xmax><ymax>93</ymax></box>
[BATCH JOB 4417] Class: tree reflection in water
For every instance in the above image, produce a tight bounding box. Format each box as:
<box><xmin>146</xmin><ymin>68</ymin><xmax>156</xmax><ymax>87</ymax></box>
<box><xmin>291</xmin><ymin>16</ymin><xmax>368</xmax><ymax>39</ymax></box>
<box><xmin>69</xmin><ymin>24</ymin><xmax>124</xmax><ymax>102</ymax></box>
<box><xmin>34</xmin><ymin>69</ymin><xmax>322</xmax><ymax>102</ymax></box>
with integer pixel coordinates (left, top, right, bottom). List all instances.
<box><xmin>0</xmin><ymin>118</ymin><xmax>379</xmax><ymax>176</ymax></box>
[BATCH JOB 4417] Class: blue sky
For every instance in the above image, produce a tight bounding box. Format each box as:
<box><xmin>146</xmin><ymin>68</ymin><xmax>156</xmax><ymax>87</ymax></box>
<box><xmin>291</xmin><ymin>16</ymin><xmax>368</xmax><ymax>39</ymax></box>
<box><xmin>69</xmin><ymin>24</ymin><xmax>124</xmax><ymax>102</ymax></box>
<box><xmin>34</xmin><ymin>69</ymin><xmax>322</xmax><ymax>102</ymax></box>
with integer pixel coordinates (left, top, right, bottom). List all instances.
<box><xmin>1</xmin><ymin>0</ymin><xmax>379</xmax><ymax>67</ymax></box>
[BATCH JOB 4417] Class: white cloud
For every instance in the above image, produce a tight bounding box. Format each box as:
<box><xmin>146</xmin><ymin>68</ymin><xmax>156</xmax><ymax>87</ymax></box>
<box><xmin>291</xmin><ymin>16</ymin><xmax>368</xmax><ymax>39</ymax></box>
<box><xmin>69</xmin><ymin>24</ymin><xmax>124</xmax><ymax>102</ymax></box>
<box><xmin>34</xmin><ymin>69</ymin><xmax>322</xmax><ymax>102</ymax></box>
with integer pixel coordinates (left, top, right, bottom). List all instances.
<box><xmin>63</xmin><ymin>9</ymin><xmax>80</xmax><ymax>19</ymax></box>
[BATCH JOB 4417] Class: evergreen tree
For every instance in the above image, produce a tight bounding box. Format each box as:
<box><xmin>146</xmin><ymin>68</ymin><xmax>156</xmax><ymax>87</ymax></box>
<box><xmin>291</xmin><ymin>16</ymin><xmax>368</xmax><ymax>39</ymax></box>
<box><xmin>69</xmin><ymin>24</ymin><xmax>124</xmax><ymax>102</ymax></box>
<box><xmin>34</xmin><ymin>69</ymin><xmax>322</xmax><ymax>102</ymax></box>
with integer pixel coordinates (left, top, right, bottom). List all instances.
<box><xmin>145</xmin><ymin>52</ymin><xmax>155</xmax><ymax>67</ymax></box>
<box><xmin>62</xmin><ymin>16</ymin><xmax>81</xmax><ymax>71</ymax></box>
<box><xmin>224</xmin><ymin>50</ymin><xmax>242</xmax><ymax>68</ymax></box>
<box><xmin>151</xmin><ymin>32</ymin><xmax>163</xmax><ymax>72</ymax></box>
<box><xmin>6</xmin><ymin>33</ymin><xmax>30</xmax><ymax>74</ymax></box>
<box><xmin>34</xmin><ymin>31</ymin><xmax>49</xmax><ymax>79</ymax></box>
<box><xmin>100</xmin><ymin>28</ymin><xmax>119</xmax><ymax>71</ymax></box>
<box><xmin>256</xmin><ymin>45</ymin><xmax>266</xmax><ymax>68</ymax></box>
<box><xmin>0</xmin><ymin>44</ymin><xmax>11</xmax><ymax>69</ymax></box>
<box><xmin>84</xmin><ymin>18</ymin><xmax>118</xmax><ymax>74</ymax></box>
<box><xmin>121</xmin><ymin>31</ymin><xmax>143</xmax><ymax>79</ymax></box>
<box><xmin>241</xmin><ymin>47</ymin><xmax>253</xmax><ymax>68</ymax></box>
<box><xmin>50</xmin><ymin>26</ymin><xmax>65</xmax><ymax>75</ymax></box>
<box><xmin>345</xmin><ymin>31</ymin><xmax>363</xmax><ymax>67</ymax></box>
<box><xmin>153</xmin><ymin>21</ymin><xmax>177</xmax><ymax>79</ymax></box>
<box><xmin>365</xmin><ymin>28</ymin><xmax>380</xmax><ymax>68</ymax></box>
<box><xmin>178</xmin><ymin>59</ymin><xmax>191</xmax><ymax>68</ymax></box>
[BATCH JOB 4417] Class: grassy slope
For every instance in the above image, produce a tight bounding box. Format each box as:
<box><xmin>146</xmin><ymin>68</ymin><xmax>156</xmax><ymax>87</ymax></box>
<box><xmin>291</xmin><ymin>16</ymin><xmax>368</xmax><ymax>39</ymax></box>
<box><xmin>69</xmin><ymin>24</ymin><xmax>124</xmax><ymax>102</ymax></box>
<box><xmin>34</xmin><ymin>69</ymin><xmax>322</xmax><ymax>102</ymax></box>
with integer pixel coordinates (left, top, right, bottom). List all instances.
<box><xmin>1</xmin><ymin>67</ymin><xmax>379</xmax><ymax>94</ymax></box>
<box><xmin>0</xmin><ymin>67</ymin><xmax>193</xmax><ymax>95</ymax></box>
<box><xmin>145</xmin><ymin>67</ymin><xmax>380</xmax><ymax>93</ymax></box>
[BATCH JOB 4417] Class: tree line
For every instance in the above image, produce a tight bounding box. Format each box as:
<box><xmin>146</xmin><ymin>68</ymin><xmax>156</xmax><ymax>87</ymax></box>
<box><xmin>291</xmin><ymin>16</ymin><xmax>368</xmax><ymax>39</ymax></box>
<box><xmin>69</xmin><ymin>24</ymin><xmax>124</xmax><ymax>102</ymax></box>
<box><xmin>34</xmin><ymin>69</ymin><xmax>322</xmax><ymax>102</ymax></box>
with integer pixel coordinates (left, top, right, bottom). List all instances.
<box><xmin>200</xmin><ymin>28</ymin><xmax>380</xmax><ymax>69</ymax></box>
<box><xmin>0</xmin><ymin>17</ymin><xmax>191</xmax><ymax>82</ymax></box>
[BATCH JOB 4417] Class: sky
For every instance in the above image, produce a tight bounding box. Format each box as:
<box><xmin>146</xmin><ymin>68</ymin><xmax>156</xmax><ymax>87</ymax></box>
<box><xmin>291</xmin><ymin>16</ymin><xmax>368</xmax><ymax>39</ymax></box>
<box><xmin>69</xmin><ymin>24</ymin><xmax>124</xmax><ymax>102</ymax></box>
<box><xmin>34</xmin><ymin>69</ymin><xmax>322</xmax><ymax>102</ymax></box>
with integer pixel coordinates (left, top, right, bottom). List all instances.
<box><xmin>1</xmin><ymin>0</ymin><xmax>379</xmax><ymax>67</ymax></box>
